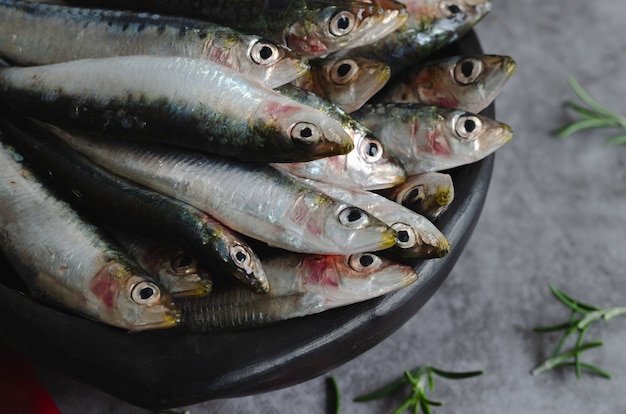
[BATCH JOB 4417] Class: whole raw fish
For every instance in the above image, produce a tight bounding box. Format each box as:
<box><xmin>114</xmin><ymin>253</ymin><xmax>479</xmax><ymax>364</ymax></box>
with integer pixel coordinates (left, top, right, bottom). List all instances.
<box><xmin>1</xmin><ymin>117</ymin><xmax>269</xmax><ymax>293</ymax></box>
<box><xmin>0</xmin><ymin>55</ymin><xmax>353</xmax><ymax>163</ymax></box>
<box><xmin>68</xmin><ymin>0</ymin><xmax>409</xmax><ymax>58</ymax></box>
<box><xmin>49</xmin><ymin>126</ymin><xmax>398</xmax><ymax>255</ymax></box>
<box><xmin>180</xmin><ymin>252</ymin><xmax>418</xmax><ymax>330</ymax></box>
<box><xmin>292</xmin><ymin>56</ymin><xmax>391</xmax><ymax>113</ymax></box>
<box><xmin>0</xmin><ymin>0</ymin><xmax>308</xmax><ymax>88</ymax></box>
<box><xmin>375</xmin><ymin>54</ymin><xmax>516</xmax><ymax>113</ymax></box>
<box><xmin>300</xmin><ymin>177</ymin><xmax>450</xmax><ymax>261</ymax></box>
<box><xmin>108</xmin><ymin>230</ymin><xmax>213</xmax><ymax>299</ymax></box>
<box><xmin>334</xmin><ymin>0</ymin><xmax>493</xmax><ymax>75</ymax></box>
<box><xmin>0</xmin><ymin>136</ymin><xmax>180</xmax><ymax>332</ymax></box>
<box><xmin>274</xmin><ymin>84</ymin><xmax>406</xmax><ymax>190</ymax></box>
<box><xmin>378</xmin><ymin>172</ymin><xmax>454</xmax><ymax>221</ymax></box>
<box><xmin>352</xmin><ymin>103</ymin><xmax>513</xmax><ymax>174</ymax></box>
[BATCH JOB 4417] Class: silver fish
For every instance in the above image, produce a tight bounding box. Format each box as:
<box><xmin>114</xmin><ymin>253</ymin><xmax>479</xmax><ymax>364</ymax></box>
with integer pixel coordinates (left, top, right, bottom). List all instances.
<box><xmin>352</xmin><ymin>103</ymin><xmax>513</xmax><ymax>174</ymax></box>
<box><xmin>49</xmin><ymin>125</ymin><xmax>398</xmax><ymax>255</ymax></box>
<box><xmin>292</xmin><ymin>56</ymin><xmax>391</xmax><ymax>113</ymax></box>
<box><xmin>0</xmin><ymin>137</ymin><xmax>180</xmax><ymax>332</ymax></box>
<box><xmin>89</xmin><ymin>0</ymin><xmax>409</xmax><ymax>58</ymax></box>
<box><xmin>375</xmin><ymin>54</ymin><xmax>516</xmax><ymax>113</ymax></box>
<box><xmin>0</xmin><ymin>0</ymin><xmax>309</xmax><ymax>88</ymax></box>
<box><xmin>300</xmin><ymin>177</ymin><xmax>450</xmax><ymax>260</ymax></box>
<box><xmin>379</xmin><ymin>172</ymin><xmax>454</xmax><ymax>221</ymax></box>
<box><xmin>180</xmin><ymin>252</ymin><xmax>418</xmax><ymax>330</ymax></box>
<box><xmin>274</xmin><ymin>84</ymin><xmax>406</xmax><ymax>190</ymax></box>
<box><xmin>0</xmin><ymin>55</ymin><xmax>353</xmax><ymax>162</ymax></box>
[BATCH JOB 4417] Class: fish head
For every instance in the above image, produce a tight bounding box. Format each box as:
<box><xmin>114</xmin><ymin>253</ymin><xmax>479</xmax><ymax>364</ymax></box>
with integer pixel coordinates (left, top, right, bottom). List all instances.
<box><xmin>89</xmin><ymin>262</ymin><xmax>180</xmax><ymax>332</ymax></box>
<box><xmin>440</xmin><ymin>109</ymin><xmax>513</xmax><ymax>162</ymax></box>
<box><xmin>386</xmin><ymin>214</ymin><xmax>451</xmax><ymax>260</ymax></box>
<box><xmin>405</xmin><ymin>0</ymin><xmax>492</xmax><ymax>21</ymax></box>
<box><xmin>313</xmin><ymin>253</ymin><xmax>418</xmax><ymax>303</ymax></box>
<box><xmin>388</xmin><ymin>172</ymin><xmax>454</xmax><ymax>220</ymax></box>
<box><xmin>423</xmin><ymin>54</ymin><xmax>516</xmax><ymax>113</ymax></box>
<box><xmin>157</xmin><ymin>250</ymin><xmax>213</xmax><ymax>298</ymax></box>
<box><xmin>344</xmin><ymin>127</ymin><xmax>407</xmax><ymax>190</ymax></box>
<box><xmin>283</xmin><ymin>2</ymin><xmax>408</xmax><ymax>57</ymax></box>
<box><xmin>226</xmin><ymin>242</ymin><xmax>269</xmax><ymax>294</ymax></box>
<box><xmin>242</xmin><ymin>37</ymin><xmax>311</xmax><ymax>88</ymax></box>
<box><xmin>255</xmin><ymin>98</ymin><xmax>354</xmax><ymax>160</ymax></box>
<box><xmin>314</xmin><ymin>57</ymin><xmax>391</xmax><ymax>113</ymax></box>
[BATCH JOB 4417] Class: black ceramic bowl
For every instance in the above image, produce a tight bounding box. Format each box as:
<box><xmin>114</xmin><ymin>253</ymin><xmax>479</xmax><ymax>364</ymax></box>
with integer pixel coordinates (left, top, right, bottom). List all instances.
<box><xmin>0</xmin><ymin>30</ymin><xmax>494</xmax><ymax>409</ymax></box>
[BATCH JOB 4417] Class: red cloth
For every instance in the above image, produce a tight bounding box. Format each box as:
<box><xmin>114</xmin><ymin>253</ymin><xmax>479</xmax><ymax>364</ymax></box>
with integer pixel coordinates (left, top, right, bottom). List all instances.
<box><xmin>0</xmin><ymin>344</ymin><xmax>61</xmax><ymax>414</ymax></box>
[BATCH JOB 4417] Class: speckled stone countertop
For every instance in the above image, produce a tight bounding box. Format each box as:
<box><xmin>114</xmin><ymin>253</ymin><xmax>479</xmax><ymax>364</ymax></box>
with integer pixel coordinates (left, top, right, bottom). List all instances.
<box><xmin>34</xmin><ymin>1</ymin><xmax>626</xmax><ymax>412</ymax></box>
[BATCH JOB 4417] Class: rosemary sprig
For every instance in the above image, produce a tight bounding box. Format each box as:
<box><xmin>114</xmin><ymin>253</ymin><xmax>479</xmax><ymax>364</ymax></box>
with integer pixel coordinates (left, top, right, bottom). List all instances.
<box><xmin>353</xmin><ymin>365</ymin><xmax>483</xmax><ymax>414</ymax></box>
<box><xmin>556</xmin><ymin>77</ymin><xmax>626</xmax><ymax>145</ymax></box>
<box><xmin>532</xmin><ymin>284</ymin><xmax>626</xmax><ymax>378</ymax></box>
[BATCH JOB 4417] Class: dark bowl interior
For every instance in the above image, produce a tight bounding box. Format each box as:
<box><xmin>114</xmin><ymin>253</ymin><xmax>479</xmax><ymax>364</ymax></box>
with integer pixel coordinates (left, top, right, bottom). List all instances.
<box><xmin>0</xmin><ymin>30</ymin><xmax>494</xmax><ymax>409</ymax></box>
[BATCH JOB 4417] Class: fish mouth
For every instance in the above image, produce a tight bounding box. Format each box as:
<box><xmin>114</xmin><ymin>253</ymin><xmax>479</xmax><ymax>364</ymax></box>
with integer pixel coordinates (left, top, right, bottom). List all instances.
<box><xmin>168</xmin><ymin>279</ymin><xmax>213</xmax><ymax>298</ymax></box>
<box><xmin>127</xmin><ymin>308</ymin><xmax>181</xmax><ymax>333</ymax></box>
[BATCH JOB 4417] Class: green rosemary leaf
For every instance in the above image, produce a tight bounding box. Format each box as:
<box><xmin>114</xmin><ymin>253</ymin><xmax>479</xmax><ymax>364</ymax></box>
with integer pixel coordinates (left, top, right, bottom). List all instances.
<box><xmin>328</xmin><ymin>376</ymin><xmax>341</xmax><ymax>414</ymax></box>
<box><xmin>353</xmin><ymin>377</ymin><xmax>409</xmax><ymax>402</ymax></box>
<box><xmin>554</xmin><ymin>287</ymin><xmax>602</xmax><ymax>312</ymax></box>
<box><xmin>419</xmin><ymin>394</ymin><xmax>432</xmax><ymax>414</ymax></box>
<box><xmin>604</xmin><ymin>135</ymin><xmax>626</xmax><ymax>146</ymax></box>
<box><xmin>555</xmin><ymin>362</ymin><xmax>612</xmax><ymax>379</ymax></box>
<box><xmin>563</xmin><ymin>101</ymin><xmax>604</xmax><ymax>119</ymax></box>
<box><xmin>567</xmin><ymin>77</ymin><xmax>623</xmax><ymax>122</ymax></box>
<box><xmin>533</xmin><ymin>321</ymin><xmax>577</xmax><ymax>333</ymax></box>
<box><xmin>548</xmin><ymin>285</ymin><xmax>596</xmax><ymax>314</ymax></box>
<box><xmin>391</xmin><ymin>395</ymin><xmax>415</xmax><ymax>414</ymax></box>
<box><xmin>557</xmin><ymin>118</ymin><xmax>621</xmax><ymax>138</ymax></box>
<box><xmin>532</xmin><ymin>340</ymin><xmax>604</xmax><ymax>376</ymax></box>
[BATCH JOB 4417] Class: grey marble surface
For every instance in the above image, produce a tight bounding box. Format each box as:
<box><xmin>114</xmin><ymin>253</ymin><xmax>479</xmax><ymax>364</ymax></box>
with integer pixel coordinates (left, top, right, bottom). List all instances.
<box><xmin>34</xmin><ymin>0</ymin><xmax>626</xmax><ymax>412</ymax></box>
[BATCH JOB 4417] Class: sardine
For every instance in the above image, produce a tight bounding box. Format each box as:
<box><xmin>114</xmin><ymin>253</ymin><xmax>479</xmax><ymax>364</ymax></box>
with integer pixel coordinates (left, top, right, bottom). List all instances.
<box><xmin>292</xmin><ymin>56</ymin><xmax>390</xmax><ymax>113</ymax></box>
<box><xmin>375</xmin><ymin>54</ymin><xmax>516</xmax><ymax>113</ymax></box>
<box><xmin>70</xmin><ymin>0</ymin><xmax>409</xmax><ymax>58</ymax></box>
<box><xmin>334</xmin><ymin>0</ymin><xmax>493</xmax><ymax>75</ymax></box>
<box><xmin>299</xmin><ymin>177</ymin><xmax>450</xmax><ymax>260</ymax></box>
<box><xmin>378</xmin><ymin>172</ymin><xmax>454</xmax><ymax>221</ymax></box>
<box><xmin>0</xmin><ymin>136</ymin><xmax>180</xmax><ymax>332</ymax></box>
<box><xmin>0</xmin><ymin>55</ymin><xmax>353</xmax><ymax>162</ymax></box>
<box><xmin>48</xmin><ymin>126</ymin><xmax>398</xmax><ymax>255</ymax></box>
<box><xmin>0</xmin><ymin>117</ymin><xmax>269</xmax><ymax>293</ymax></box>
<box><xmin>352</xmin><ymin>103</ymin><xmax>513</xmax><ymax>174</ymax></box>
<box><xmin>0</xmin><ymin>0</ymin><xmax>308</xmax><ymax>88</ymax></box>
<box><xmin>180</xmin><ymin>252</ymin><xmax>418</xmax><ymax>330</ymax></box>
<box><xmin>274</xmin><ymin>84</ymin><xmax>406</xmax><ymax>190</ymax></box>
<box><xmin>107</xmin><ymin>230</ymin><xmax>213</xmax><ymax>299</ymax></box>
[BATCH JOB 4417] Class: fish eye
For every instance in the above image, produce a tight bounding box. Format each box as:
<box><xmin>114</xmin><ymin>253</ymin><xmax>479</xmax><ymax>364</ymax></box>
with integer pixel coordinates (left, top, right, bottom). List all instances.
<box><xmin>230</xmin><ymin>244</ymin><xmax>253</xmax><ymax>270</ymax></box>
<box><xmin>453</xmin><ymin>57</ymin><xmax>483</xmax><ymax>85</ymax></box>
<box><xmin>401</xmin><ymin>185</ymin><xmax>425</xmax><ymax>205</ymax></box>
<box><xmin>338</xmin><ymin>206</ymin><xmax>370</xmax><ymax>228</ymax></box>
<box><xmin>454</xmin><ymin>114</ymin><xmax>482</xmax><ymax>140</ymax></box>
<box><xmin>329</xmin><ymin>59</ymin><xmax>359</xmax><ymax>85</ymax></box>
<box><xmin>329</xmin><ymin>11</ymin><xmax>356</xmax><ymax>37</ymax></box>
<box><xmin>440</xmin><ymin>2</ymin><xmax>464</xmax><ymax>18</ymax></box>
<box><xmin>391</xmin><ymin>223</ymin><xmax>418</xmax><ymax>249</ymax></box>
<box><xmin>348</xmin><ymin>253</ymin><xmax>382</xmax><ymax>272</ymax></box>
<box><xmin>250</xmin><ymin>40</ymin><xmax>281</xmax><ymax>66</ymax></box>
<box><xmin>359</xmin><ymin>138</ymin><xmax>384</xmax><ymax>163</ymax></box>
<box><xmin>131</xmin><ymin>281</ymin><xmax>161</xmax><ymax>305</ymax></box>
<box><xmin>170</xmin><ymin>253</ymin><xmax>198</xmax><ymax>275</ymax></box>
<box><xmin>290</xmin><ymin>122</ymin><xmax>322</xmax><ymax>144</ymax></box>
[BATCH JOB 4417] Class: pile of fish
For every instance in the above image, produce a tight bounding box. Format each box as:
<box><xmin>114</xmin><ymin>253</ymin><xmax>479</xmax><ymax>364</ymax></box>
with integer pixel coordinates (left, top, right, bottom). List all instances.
<box><xmin>0</xmin><ymin>0</ymin><xmax>514</xmax><ymax>332</ymax></box>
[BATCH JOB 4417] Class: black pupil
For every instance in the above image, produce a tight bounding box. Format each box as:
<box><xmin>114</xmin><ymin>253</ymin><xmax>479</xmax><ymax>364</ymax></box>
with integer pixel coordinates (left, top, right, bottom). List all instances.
<box><xmin>406</xmin><ymin>187</ymin><xmax>423</xmax><ymax>203</ymax></box>
<box><xmin>236</xmin><ymin>251</ymin><xmax>247</xmax><ymax>262</ymax></box>
<box><xmin>337</xmin><ymin>63</ymin><xmax>352</xmax><ymax>77</ymax></box>
<box><xmin>300</xmin><ymin>127</ymin><xmax>313</xmax><ymax>138</ymax></box>
<box><xmin>366</xmin><ymin>142</ymin><xmax>379</xmax><ymax>157</ymax></box>
<box><xmin>139</xmin><ymin>287</ymin><xmax>154</xmax><ymax>300</ymax></box>
<box><xmin>448</xmin><ymin>5</ymin><xmax>461</xmax><ymax>14</ymax></box>
<box><xmin>461</xmin><ymin>61</ymin><xmax>474</xmax><ymax>78</ymax></box>
<box><xmin>337</xmin><ymin>15</ymin><xmax>350</xmax><ymax>30</ymax></box>
<box><xmin>346</xmin><ymin>208</ymin><xmax>362</xmax><ymax>222</ymax></box>
<box><xmin>397</xmin><ymin>230</ymin><xmax>410</xmax><ymax>243</ymax></box>
<box><xmin>464</xmin><ymin>119</ymin><xmax>476</xmax><ymax>132</ymax></box>
<box><xmin>174</xmin><ymin>254</ymin><xmax>193</xmax><ymax>268</ymax></box>
<box><xmin>359</xmin><ymin>255</ymin><xmax>374</xmax><ymax>267</ymax></box>
<box><xmin>259</xmin><ymin>46</ymin><xmax>273</xmax><ymax>60</ymax></box>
